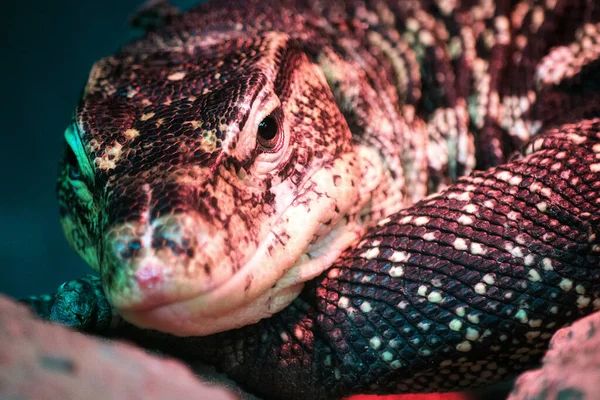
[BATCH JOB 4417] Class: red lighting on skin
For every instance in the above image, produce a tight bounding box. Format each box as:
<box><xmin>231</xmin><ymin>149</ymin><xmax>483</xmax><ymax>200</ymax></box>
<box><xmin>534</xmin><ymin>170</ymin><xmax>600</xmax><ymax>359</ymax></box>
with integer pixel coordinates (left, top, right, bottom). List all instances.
<box><xmin>135</xmin><ymin>265</ymin><xmax>164</xmax><ymax>290</ymax></box>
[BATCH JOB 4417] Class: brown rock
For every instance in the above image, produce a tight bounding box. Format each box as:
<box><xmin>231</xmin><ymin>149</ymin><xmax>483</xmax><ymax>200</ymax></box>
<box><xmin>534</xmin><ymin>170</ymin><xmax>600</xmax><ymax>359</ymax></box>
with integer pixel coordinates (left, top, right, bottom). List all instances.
<box><xmin>0</xmin><ymin>295</ymin><xmax>236</xmax><ymax>400</ymax></box>
<box><xmin>508</xmin><ymin>311</ymin><xmax>600</xmax><ymax>400</ymax></box>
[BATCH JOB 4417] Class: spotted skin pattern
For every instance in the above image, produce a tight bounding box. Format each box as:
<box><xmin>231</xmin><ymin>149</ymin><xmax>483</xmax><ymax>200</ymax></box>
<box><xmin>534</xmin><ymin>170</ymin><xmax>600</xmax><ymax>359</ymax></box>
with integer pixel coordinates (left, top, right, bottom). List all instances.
<box><xmin>27</xmin><ymin>0</ymin><xmax>600</xmax><ymax>399</ymax></box>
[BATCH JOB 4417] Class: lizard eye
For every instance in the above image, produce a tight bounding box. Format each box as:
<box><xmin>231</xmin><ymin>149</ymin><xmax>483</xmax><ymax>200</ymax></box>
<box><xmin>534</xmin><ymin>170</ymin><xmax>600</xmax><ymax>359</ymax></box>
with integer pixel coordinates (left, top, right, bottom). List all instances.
<box><xmin>257</xmin><ymin>112</ymin><xmax>283</xmax><ymax>151</ymax></box>
<box><xmin>66</xmin><ymin>145</ymin><xmax>82</xmax><ymax>180</ymax></box>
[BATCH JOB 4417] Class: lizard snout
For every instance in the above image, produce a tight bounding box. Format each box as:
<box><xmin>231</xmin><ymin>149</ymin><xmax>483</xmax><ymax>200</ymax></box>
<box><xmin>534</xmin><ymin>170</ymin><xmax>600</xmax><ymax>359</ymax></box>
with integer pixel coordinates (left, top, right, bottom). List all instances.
<box><xmin>100</xmin><ymin>211</ymin><xmax>229</xmax><ymax>314</ymax></box>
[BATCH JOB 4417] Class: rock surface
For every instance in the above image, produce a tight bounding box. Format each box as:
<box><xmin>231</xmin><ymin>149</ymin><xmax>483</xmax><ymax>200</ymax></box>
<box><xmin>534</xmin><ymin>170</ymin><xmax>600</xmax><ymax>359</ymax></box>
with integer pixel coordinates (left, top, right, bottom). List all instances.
<box><xmin>508</xmin><ymin>311</ymin><xmax>600</xmax><ymax>400</ymax></box>
<box><xmin>0</xmin><ymin>295</ymin><xmax>236</xmax><ymax>400</ymax></box>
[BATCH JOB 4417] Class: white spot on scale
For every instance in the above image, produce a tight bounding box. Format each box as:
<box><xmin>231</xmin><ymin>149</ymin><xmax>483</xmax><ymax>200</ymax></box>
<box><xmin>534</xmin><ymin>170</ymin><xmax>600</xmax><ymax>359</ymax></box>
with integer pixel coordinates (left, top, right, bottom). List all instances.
<box><xmin>140</xmin><ymin>113</ymin><xmax>155</xmax><ymax>121</ymax></box>
<box><xmin>590</xmin><ymin>163</ymin><xmax>600</xmax><ymax>172</ymax></box>
<box><xmin>362</xmin><ymin>247</ymin><xmax>380</xmax><ymax>259</ymax></box>
<box><xmin>280</xmin><ymin>332</ymin><xmax>290</xmax><ymax>342</ymax></box>
<box><xmin>338</xmin><ymin>297</ymin><xmax>350</xmax><ymax>309</ymax></box>
<box><xmin>510</xmin><ymin>246</ymin><xmax>524</xmax><ymax>258</ymax></box>
<box><xmin>507</xmin><ymin>211</ymin><xmax>519</xmax><ymax>221</ymax></box>
<box><xmin>559</xmin><ymin>278</ymin><xmax>573</xmax><ymax>292</ymax></box>
<box><xmin>419</xmin><ymin>348</ymin><xmax>432</xmax><ymax>357</ymax></box>
<box><xmin>529</xmin><ymin>319</ymin><xmax>542</xmax><ymax>328</ymax></box>
<box><xmin>509</xmin><ymin>175</ymin><xmax>523</xmax><ymax>186</ymax></box>
<box><xmin>423</xmin><ymin>232</ymin><xmax>436</xmax><ymax>241</ymax></box>
<box><xmin>389</xmin><ymin>266</ymin><xmax>404</xmax><ymax>278</ymax></box>
<box><xmin>418</xmin><ymin>285</ymin><xmax>428</xmax><ymax>296</ymax></box>
<box><xmin>466</xmin><ymin>328</ymin><xmax>480</xmax><ymax>341</ymax></box>
<box><xmin>456</xmin><ymin>341</ymin><xmax>472</xmax><ymax>352</ymax></box>
<box><xmin>399</xmin><ymin>216</ymin><xmax>413</xmax><ymax>224</ymax></box>
<box><xmin>496</xmin><ymin>171</ymin><xmax>512</xmax><ymax>181</ymax></box>
<box><xmin>390</xmin><ymin>360</ymin><xmax>403</xmax><ymax>369</ymax></box>
<box><xmin>414</xmin><ymin>216</ymin><xmax>430</xmax><ymax>226</ymax></box>
<box><xmin>524</xmin><ymin>254</ymin><xmax>535</xmax><ymax>266</ymax></box>
<box><xmin>360</xmin><ymin>301</ymin><xmax>372</xmax><ymax>313</ymax></box>
<box><xmin>417</xmin><ymin>321</ymin><xmax>432</xmax><ymax>332</ymax></box>
<box><xmin>577</xmin><ymin>296</ymin><xmax>591</xmax><ymax>308</ymax></box>
<box><xmin>167</xmin><ymin>71</ymin><xmax>186</xmax><ymax>80</ymax></box>
<box><xmin>576</xmin><ymin>284</ymin><xmax>586</xmax><ymax>294</ymax></box>
<box><xmin>516</xmin><ymin>234</ymin><xmax>528</xmax><ymax>245</ymax></box>
<box><xmin>449</xmin><ymin>319</ymin><xmax>462</xmax><ymax>331</ymax></box>
<box><xmin>455</xmin><ymin>307</ymin><xmax>466</xmax><ymax>317</ymax></box>
<box><xmin>530</xmin><ymin>182</ymin><xmax>543</xmax><ymax>193</ymax></box>
<box><xmin>453</xmin><ymin>238</ymin><xmax>468</xmax><ymax>251</ymax></box>
<box><xmin>123</xmin><ymin>128</ymin><xmax>140</xmax><ymax>139</ymax></box>
<box><xmin>458</xmin><ymin>215</ymin><xmax>474</xmax><ymax>225</ymax></box>
<box><xmin>474</xmin><ymin>282</ymin><xmax>487</xmax><ymax>294</ymax></box>
<box><xmin>482</xmin><ymin>273</ymin><xmax>495</xmax><ymax>285</ymax></box>
<box><xmin>370</xmin><ymin>337</ymin><xmax>382</xmax><ymax>350</ymax></box>
<box><xmin>536</xmin><ymin>202</ymin><xmax>548</xmax><ymax>212</ymax></box>
<box><xmin>382</xmin><ymin>351</ymin><xmax>394</xmax><ymax>362</ymax></box>
<box><xmin>390</xmin><ymin>251</ymin><xmax>408</xmax><ymax>263</ymax></box>
<box><xmin>463</xmin><ymin>204</ymin><xmax>479</xmax><ymax>214</ymax></box>
<box><xmin>515</xmin><ymin>309</ymin><xmax>528</xmax><ymax>323</ymax></box>
<box><xmin>377</xmin><ymin>217</ymin><xmax>391</xmax><ymax>226</ymax></box>
<box><xmin>528</xmin><ymin>269</ymin><xmax>541</xmax><ymax>282</ymax></box>
<box><xmin>453</xmin><ymin>192</ymin><xmax>472</xmax><ymax>201</ymax></box>
<box><xmin>540</xmin><ymin>188</ymin><xmax>552</xmax><ymax>198</ymax></box>
<box><xmin>470</xmin><ymin>242</ymin><xmax>485</xmax><ymax>255</ymax></box>
<box><xmin>428</xmin><ymin>291</ymin><xmax>443</xmax><ymax>303</ymax></box>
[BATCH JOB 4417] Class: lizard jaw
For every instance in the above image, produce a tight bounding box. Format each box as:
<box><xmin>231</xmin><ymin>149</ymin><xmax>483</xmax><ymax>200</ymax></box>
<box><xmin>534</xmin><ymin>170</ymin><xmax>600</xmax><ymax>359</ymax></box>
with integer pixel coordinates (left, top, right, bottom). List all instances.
<box><xmin>112</xmin><ymin>149</ymin><xmax>382</xmax><ymax>336</ymax></box>
<box><xmin>118</xmin><ymin>217</ymin><xmax>364</xmax><ymax>336</ymax></box>
<box><xmin>106</xmin><ymin>146</ymin><xmax>389</xmax><ymax>336</ymax></box>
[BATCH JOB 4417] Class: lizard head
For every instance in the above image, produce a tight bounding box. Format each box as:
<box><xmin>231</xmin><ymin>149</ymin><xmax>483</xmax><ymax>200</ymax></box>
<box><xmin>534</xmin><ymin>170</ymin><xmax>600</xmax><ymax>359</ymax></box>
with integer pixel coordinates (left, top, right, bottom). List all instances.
<box><xmin>58</xmin><ymin>31</ymin><xmax>389</xmax><ymax>336</ymax></box>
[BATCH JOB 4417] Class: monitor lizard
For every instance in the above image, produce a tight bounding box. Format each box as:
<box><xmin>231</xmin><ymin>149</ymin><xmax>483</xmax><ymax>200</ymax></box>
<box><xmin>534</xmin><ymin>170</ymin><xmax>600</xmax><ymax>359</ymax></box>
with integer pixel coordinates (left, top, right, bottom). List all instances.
<box><xmin>22</xmin><ymin>0</ymin><xmax>600</xmax><ymax>398</ymax></box>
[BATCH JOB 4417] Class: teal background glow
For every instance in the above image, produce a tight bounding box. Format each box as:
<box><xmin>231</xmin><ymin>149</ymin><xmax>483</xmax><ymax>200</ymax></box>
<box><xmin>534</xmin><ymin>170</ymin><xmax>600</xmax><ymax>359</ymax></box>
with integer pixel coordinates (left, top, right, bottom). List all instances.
<box><xmin>0</xmin><ymin>0</ymin><xmax>205</xmax><ymax>298</ymax></box>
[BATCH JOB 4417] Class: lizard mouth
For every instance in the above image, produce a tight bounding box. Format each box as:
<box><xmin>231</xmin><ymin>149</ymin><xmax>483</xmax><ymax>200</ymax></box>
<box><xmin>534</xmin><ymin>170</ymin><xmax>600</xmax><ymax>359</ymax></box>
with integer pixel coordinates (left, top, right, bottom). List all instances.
<box><xmin>105</xmin><ymin>151</ymin><xmax>376</xmax><ymax>336</ymax></box>
<box><xmin>117</xmin><ymin>216</ymin><xmax>362</xmax><ymax>336</ymax></box>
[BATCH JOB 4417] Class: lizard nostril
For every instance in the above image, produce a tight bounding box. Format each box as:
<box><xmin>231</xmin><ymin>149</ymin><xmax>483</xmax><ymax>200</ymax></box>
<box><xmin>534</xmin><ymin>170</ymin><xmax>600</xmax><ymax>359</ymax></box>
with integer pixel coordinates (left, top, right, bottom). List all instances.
<box><xmin>134</xmin><ymin>265</ymin><xmax>163</xmax><ymax>289</ymax></box>
<box><xmin>117</xmin><ymin>239</ymin><xmax>143</xmax><ymax>260</ymax></box>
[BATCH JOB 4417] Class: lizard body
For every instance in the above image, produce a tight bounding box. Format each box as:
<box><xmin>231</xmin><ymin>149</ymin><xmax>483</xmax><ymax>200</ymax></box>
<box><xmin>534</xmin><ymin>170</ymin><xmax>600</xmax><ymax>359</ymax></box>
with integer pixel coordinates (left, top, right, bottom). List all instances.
<box><xmin>23</xmin><ymin>0</ymin><xmax>600</xmax><ymax>398</ymax></box>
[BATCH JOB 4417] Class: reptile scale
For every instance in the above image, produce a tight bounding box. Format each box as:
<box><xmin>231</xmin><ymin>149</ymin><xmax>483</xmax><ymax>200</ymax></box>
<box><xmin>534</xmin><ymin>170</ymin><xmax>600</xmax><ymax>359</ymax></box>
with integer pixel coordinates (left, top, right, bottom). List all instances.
<box><xmin>21</xmin><ymin>0</ymin><xmax>600</xmax><ymax>398</ymax></box>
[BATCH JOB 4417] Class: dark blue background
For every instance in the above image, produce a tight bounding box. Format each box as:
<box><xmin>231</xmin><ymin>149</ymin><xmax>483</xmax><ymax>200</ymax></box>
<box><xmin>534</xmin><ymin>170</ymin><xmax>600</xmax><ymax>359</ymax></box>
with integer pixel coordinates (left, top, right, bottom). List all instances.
<box><xmin>0</xmin><ymin>0</ymin><xmax>204</xmax><ymax>298</ymax></box>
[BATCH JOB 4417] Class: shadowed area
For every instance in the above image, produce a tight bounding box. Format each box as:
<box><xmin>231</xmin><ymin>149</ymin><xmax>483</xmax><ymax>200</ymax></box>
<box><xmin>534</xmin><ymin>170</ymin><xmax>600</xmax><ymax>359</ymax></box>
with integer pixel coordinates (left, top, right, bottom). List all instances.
<box><xmin>0</xmin><ymin>0</ymin><xmax>207</xmax><ymax>298</ymax></box>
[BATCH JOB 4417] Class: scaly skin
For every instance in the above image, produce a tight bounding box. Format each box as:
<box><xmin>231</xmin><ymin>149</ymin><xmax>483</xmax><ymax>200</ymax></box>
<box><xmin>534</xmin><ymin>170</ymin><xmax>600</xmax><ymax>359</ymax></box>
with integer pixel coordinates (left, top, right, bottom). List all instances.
<box><xmin>21</xmin><ymin>0</ymin><xmax>600</xmax><ymax>399</ymax></box>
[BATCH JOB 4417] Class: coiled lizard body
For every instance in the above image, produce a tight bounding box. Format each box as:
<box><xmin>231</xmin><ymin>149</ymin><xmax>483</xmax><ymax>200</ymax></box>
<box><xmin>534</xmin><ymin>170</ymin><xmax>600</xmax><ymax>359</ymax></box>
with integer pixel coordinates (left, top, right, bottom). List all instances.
<box><xmin>23</xmin><ymin>0</ymin><xmax>600</xmax><ymax>398</ymax></box>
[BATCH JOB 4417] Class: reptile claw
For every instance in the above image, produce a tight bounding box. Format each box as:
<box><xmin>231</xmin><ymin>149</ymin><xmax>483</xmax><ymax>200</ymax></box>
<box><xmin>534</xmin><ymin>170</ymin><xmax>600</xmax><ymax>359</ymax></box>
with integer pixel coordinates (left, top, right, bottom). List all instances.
<box><xmin>51</xmin><ymin>275</ymin><xmax>117</xmax><ymax>333</ymax></box>
<box><xmin>23</xmin><ymin>275</ymin><xmax>119</xmax><ymax>334</ymax></box>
